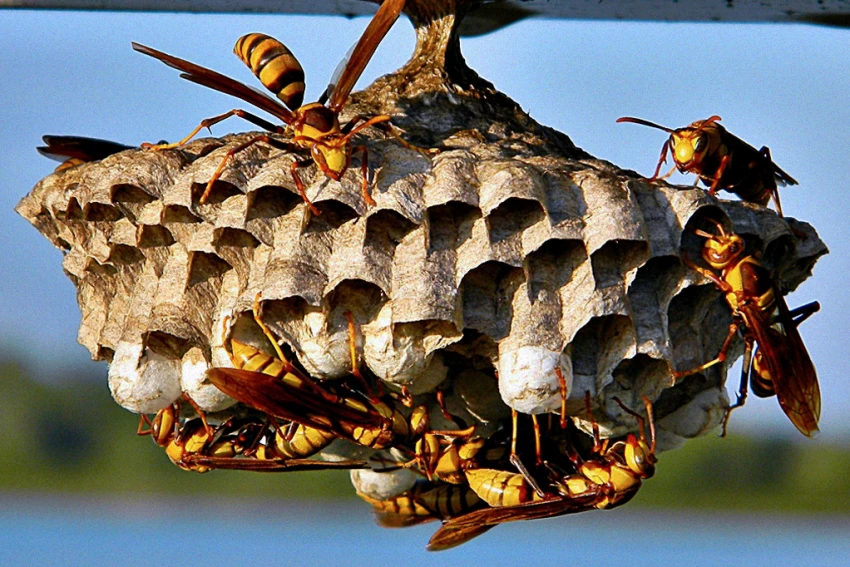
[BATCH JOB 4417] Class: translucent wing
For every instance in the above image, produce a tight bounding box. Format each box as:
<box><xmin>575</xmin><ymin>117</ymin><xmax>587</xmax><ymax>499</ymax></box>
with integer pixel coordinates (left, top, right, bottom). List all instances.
<box><xmin>743</xmin><ymin>296</ymin><xmax>820</xmax><ymax>436</ymax></box>
<box><xmin>37</xmin><ymin>135</ymin><xmax>132</xmax><ymax>163</ymax></box>
<box><xmin>427</xmin><ymin>491</ymin><xmax>602</xmax><ymax>551</ymax></box>
<box><xmin>132</xmin><ymin>42</ymin><xmax>295</xmax><ymax>125</ymax></box>
<box><xmin>327</xmin><ymin>0</ymin><xmax>405</xmax><ymax>112</ymax></box>
<box><xmin>180</xmin><ymin>454</ymin><xmax>368</xmax><ymax>472</ymax></box>
<box><xmin>206</xmin><ymin>367</ymin><xmax>389</xmax><ymax>436</ymax></box>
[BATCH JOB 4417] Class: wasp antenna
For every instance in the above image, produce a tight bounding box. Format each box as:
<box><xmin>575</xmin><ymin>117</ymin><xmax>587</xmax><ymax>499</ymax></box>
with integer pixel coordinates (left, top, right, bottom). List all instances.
<box><xmin>703</xmin><ymin>217</ymin><xmax>728</xmax><ymax>237</ymax></box>
<box><xmin>694</xmin><ymin>115</ymin><xmax>722</xmax><ymax>134</ymax></box>
<box><xmin>616</xmin><ymin>116</ymin><xmax>675</xmax><ymax>133</ymax></box>
<box><xmin>642</xmin><ymin>396</ymin><xmax>657</xmax><ymax>454</ymax></box>
<box><xmin>693</xmin><ymin>229</ymin><xmax>714</xmax><ymax>239</ymax></box>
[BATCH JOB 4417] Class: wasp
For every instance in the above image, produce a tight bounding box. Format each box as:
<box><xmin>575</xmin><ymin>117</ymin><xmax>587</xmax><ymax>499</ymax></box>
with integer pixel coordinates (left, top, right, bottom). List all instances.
<box><xmin>207</xmin><ymin>349</ymin><xmax>465</xmax><ymax>451</ymax></box>
<box><xmin>358</xmin><ymin>482</ymin><xmax>484</xmax><ymax>529</ymax></box>
<box><xmin>672</xmin><ymin>219</ymin><xmax>821</xmax><ymax>437</ymax></box>
<box><xmin>137</xmin><ymin>400</ymin><xmax>256</xmax><ymax>473</ymax></box>
<box><xmin>426</xmin><ymin>396</ymin><xmax>657</xmax><ymax>551</ymax></box>
<box><xmin>208</xmin><ymin>294</ymin><xmax>471</xmax><ymax>455</ymax></box>
<box><xmin>617</xmin><ymin>115</ymin><xmax>797</xmax><ymax>216</ymax></box>
<box><xmin>133</xmin><ymin>0</ymin><xmax>429</xmax><ymax>212</ymax></box>
<box><xmin>37</xmin><ymin>135</ymin><xmax>133</xmax><ymax>171</ymax></box>
<box><xmin>138</xmin><ymin>397</ymin><xmax>368</xmax><ymax>473</ymax></box>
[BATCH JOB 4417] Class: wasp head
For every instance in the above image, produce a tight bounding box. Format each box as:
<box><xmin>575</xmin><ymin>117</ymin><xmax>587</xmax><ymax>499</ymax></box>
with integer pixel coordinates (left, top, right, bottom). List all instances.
<box><xmin>623</xmin><ymin>433</ymin><xmax>657</xmax><ymax>479</ymax></box>
<box><xmin>292</xmin><ymin>104</ymin><xmax>349</xmax><ymax>178</ymax></box>
<box><xmin>696</xmin><ymin>219</ymin><xmax>745</xmax><ymax>270</ymax></box>
<box><xmin>150</xmin><ymin>405</ymin><xmax>177</xmax><ymax>447</ymax></box>
<box><xmin>311</xmin><ymin>141</ymin><xmax>350</xmax><ymax>179</ymax></box>
<box><xmin>670</xmin><ymin>116</ymin><xmax>721</xmax><ymax>171</ymax></box>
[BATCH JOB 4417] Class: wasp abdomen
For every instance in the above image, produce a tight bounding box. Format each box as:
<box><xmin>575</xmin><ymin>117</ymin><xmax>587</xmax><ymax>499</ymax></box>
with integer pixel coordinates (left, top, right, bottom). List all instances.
<box><xmin>235</xmin><ymin>33</ymin><xmax>305</xmax><ymax>110</ymax></box>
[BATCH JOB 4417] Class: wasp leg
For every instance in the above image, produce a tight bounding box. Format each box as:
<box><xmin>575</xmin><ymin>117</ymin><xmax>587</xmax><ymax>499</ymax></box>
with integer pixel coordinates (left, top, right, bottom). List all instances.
<box><xmin>672</xmin><ymin>322</ymin><xmax>739</xmax><ymax>381</ymax></box>
<box><xmin>249</xmin><ymin>291</ymin><xmax>292</xmax><ymax>369</ymax></box>
<box><xmin>721</xmin><ymin>338</ymin><xmax>754</xmax><ymax>437</ymax></box>
<box><xmin>707</xmin><ymin>154</ymin><xmax>731</xmax><ymax>196</ymax></box>
<box><xmin>510</xmin><ymin>409</ymin><xmax>518</xmax><ymax>459</ymax></box>
<box><xmin>199</xmin><ymin>134</ymin><xmax>306</xmax><ymax>205</ymax></box>
<box><xmin>649</xmin><ymin>139</ymin><xmax>671</xmax><ymax>181</ymax></box>
<box><xmin>531</xmin><ymin>413</ymin><xmax>542</xmax><ymax>466</ymax></box>
<box><xmin>351</xmin><ymin>144</ymin><xmax>376</xmax><ymax>207</ymax></box>
<box><xmin>435</xmin><ymin>389</ymin><xmax>454</xmax><ymax>423</ymax></box>
<box><xmin>555</xmin><ymin>367</ymin><xmax>569</xmax><ymax>430</ymax></box>
<box><xmin>758</xmin><ymin>146</ymin><xmax>784</xmax><ymax>217</ymax></box>
<box><xmin>137</xmin><ymin>413</ymin><xmax>153</xmax><ymax>435</ymax></box>
<box><xmin>347</xmin><ymin>116</ymin><xmax>440</xmax><ymax>157</ymax></box>
<box><xmin>680</xmin><ymin>253</ymin><xmax>733</xmax><ymax>292</ymax></box>
<box><xmin>584</xmin><ymin>391</ymin><xmax>603</xmax><ymax>454</ymax></box>
<box><xmin>509</xmin><ymin>453</ymin><xmax>547</xmax><ymax>499</ymax></box>
<box><xmin>144</xmin><ymin>109</ymin><xmax>282</xmax><ymax>151</ymax></box>
<box><xmin>289</xmin><ymin>157</ymin><xmax>321</xmax><ymax>215</ymax></box>
<box><xmin>344</xmin><ymin>310</ymin><xmax>376</xmax><ymax>400</ymax></box>
<box><xmin>181</xmin><ymin>393</ymin><xmax>214</xmax><ymax>439</ymax></box>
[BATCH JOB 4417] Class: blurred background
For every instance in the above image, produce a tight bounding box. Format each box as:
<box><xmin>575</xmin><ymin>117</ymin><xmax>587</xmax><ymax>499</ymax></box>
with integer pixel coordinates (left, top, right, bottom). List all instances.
<box><xmin>1</xmin><ymin>5</ymin><xmax>849</xmax><ymax>565</ymax></box>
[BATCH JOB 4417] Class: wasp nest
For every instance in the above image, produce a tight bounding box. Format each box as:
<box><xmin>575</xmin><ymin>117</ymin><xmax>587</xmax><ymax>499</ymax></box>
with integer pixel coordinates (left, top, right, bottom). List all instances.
<box><xmin>16</xmin><ymin>4</ymin><xmax>827</xmax><ymax>474</ymax></box>
<box><xmin>17</xmin><ymin>114</ymin><xmax>825</xmax><ymax>440</ymax></box>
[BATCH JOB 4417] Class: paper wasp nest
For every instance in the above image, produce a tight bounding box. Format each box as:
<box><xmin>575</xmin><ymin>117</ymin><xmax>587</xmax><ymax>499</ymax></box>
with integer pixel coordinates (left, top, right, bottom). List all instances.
<box><xmin>17</xmin><ymin>20</ymin><xmax>826</xmax><ymax>459</ymax></box>
<box><xmin>17</xmin><ymin>106</ymin><xmax>826</xmax><ymax>444</ymax></box>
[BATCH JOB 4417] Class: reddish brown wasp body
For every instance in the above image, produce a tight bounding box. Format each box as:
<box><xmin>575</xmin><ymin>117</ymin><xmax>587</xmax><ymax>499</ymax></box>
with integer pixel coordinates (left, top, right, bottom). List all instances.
<box><xmin>132</xmin><ymin>0</ymin><xmax>426</xmax><ymax>212</ymax></box>
<box><xmin>426</xmin><ymin>397</ymin><xmax>657</xmax><ymax>551</ymax></box>
<box><xmin>617</xmin><ymin>116</ymin><xmax>797</xmax><ymax>215</ymax></box>
<box><xmin>673</xmin><ymin>219</ymin><xmax>821</xmax><ymax>437</ymax></box>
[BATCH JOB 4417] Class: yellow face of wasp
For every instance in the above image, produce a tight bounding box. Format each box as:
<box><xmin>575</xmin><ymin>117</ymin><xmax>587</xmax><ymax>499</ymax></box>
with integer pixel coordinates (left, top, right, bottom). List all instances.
<box><xmin>312</xmin><ymin>143</ymin><xmax>350</xmax><ymax>178</ymax></box>
<box><xmin>670</xmin><ymin>130</ymin><xmax>708</xmax><ymax>169</ymax></box>
<box><xmin>624</xmin><ymin>434</ymin><xmax>656</xmax><ymax>478</ymax></box>
<box><xmin>151</xmin><ymin>407</ymin><xmax>176</xmax><ymax>446</ymax></box>
<box><xmin>701</xmin><ymin>233</ymin><xmax>745</xmax><ymax>270</ymax></box>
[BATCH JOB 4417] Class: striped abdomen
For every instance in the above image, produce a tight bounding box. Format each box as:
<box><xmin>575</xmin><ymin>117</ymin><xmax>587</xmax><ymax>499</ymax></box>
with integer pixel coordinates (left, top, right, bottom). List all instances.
<box><xmin>235</xmin><ymin>33</ymin><xmax>305</xmax><ymax>110</ymax></box>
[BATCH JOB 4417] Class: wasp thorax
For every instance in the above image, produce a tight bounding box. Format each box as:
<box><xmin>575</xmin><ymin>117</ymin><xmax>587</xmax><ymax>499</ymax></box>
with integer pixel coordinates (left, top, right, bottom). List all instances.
<box><xmin>300</xmin><ymin>104</ymin><xmax>338</xmax><ymax>135</ymax></box>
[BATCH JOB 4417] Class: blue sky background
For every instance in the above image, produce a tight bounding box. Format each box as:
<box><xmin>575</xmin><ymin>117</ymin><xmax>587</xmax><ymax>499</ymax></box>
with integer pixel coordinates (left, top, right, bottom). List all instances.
<box><xmin>1</xmin><ymin>10</ymin><xmax>848</xmax><ymax>439</ymax></box>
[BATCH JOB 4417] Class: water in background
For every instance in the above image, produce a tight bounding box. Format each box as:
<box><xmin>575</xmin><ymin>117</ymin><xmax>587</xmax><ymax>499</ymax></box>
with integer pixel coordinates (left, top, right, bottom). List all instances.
<box><xmin>2</xmin><ymin>494</ymin><xmax>847</xmax><ymax>567</ymax></box>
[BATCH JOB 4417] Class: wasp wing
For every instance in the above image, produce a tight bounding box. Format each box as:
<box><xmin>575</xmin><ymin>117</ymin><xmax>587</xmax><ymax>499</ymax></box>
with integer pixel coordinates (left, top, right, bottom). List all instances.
<box><xmin>180</xmin><ymin>454</ymin><xmax>368</xmax><ymax>472</ymax></box>
<box><xmin>38</xmin><ymin>135</ymin><xmax>132</xmax><ymax>163</ymax></box>
<box><xmin>743</xmin><ymin>296</ymin><xmax>820</xmax><ymax>437</ymax></box>
<box><xmin>772</xmin><ymin>162</ymin><xmax>798</xmax><ymax>187</ymax></box>
<box><xmin>426</xmin><ymin>492</ymin><xmax>601</xmax><ymax>551</ymax></box>
<box><xmin>132</xmin><ymin>42</ymin><xmax>295</xmax><ymax>125</ymax></box>
<box><xmin>206</xmin><ymin>367</ymin><xmax>389</xmax><ymax>436</ymax></box>
<box><xmin>326</xmin><ymin>0</ymin><xmax>405</xmax><ymax>112</ymax></box>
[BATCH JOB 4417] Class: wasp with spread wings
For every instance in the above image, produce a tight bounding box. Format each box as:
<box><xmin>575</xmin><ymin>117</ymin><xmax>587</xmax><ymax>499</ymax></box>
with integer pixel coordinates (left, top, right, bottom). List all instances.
<box><xmin>133</xmin><ymin>0</ymin><xmax>426</xmax><ymax>212</ymax></box>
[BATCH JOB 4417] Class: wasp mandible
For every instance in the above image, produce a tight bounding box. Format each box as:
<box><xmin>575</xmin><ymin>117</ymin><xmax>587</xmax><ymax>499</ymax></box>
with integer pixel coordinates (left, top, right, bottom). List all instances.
<box><xmin>672</xmin><ymin>219</ymin><xmax>821</xmax><ymax>437</ymax></box>
<box><xmin>617</xmin><ymin>116</ymin><xmax>797</xmax><ymax>216</ymax></box>
<box><xmin>133</xmin><ymin>0</ymin><xmax>429</xmax><ymax>213</ymax></box>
